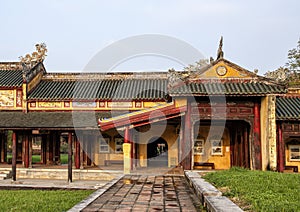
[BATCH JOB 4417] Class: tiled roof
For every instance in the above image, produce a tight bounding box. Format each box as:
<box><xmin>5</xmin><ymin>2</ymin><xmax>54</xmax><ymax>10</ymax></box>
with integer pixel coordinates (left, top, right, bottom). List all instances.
<box><xmin>0</xmin><ymin>70</ymin><xmax>23</xmax><ymax>87</ymax></box>
<box><xmin>28</xmin><ymin>79</ymin><xmax>168</xmax><ymax>100</ymax></box>
<box><xmin>169</xmin><ymin>82</ymin><xmax>286</xmax><ymax>96</ymax></box>
<box><xmin>99</xmin><ymin>102</ymin><xmax>185</xmax><ymax>131</ymax></box>
<box><xmin>0</xmin><ymin>111</ymin><xmax>124</xmax><ymax>129</ymax></box>
<box><xmin>276</xmin><ymin>97</ymin><xmax>300</xmax><ymax>120</ymax></box>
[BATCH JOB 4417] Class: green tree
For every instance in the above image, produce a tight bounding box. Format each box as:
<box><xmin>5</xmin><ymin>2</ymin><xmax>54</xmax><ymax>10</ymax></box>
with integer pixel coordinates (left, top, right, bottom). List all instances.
<box><xmin>265</xmin><ymin>38</ymin><xmax>300</xmax><ymax>84</ymax></box>
<box><xmin>286</xmin><ymin>38</ymin><xmax>300</xmax><ymax>81</ymax></box>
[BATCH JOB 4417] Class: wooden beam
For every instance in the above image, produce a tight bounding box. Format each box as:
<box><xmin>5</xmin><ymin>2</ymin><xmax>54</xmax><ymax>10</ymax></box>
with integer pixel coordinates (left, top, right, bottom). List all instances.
<box><xmin>68</xmin><ymin>132</ymin><xmax>72</xmax><ymax>182</ymax></box>
<box><xmin>12</xmin><ymin>131</ymin><xmax>17</xmax><ymax>181</ymax></box>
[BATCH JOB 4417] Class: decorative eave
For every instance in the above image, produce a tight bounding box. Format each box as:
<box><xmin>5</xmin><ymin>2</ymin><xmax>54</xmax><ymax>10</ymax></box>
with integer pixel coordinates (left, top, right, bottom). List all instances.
<box><xmin>98</xmin><ymin>102</ymin><xmax>186</xmax><ymax>131</ymax></box>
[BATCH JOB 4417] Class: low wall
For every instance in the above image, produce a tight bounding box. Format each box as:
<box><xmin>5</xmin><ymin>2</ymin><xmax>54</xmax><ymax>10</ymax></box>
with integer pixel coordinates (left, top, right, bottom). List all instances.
<box><xmin>0</xmin><ymin>168</ymin><xmax>122</xmax><ymax>181</ymax></box>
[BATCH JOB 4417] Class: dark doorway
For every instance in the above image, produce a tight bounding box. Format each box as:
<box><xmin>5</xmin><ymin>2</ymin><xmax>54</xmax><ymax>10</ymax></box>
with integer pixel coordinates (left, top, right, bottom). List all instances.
<box><xmin>147</xmin><ymin>137</ymin><xmax>168</xmax><ymax>167</ymax></box>
<box><xmin>228</xmin><ymin>121</ymin><xmax>250</xmax><ymax>168</ymax></box>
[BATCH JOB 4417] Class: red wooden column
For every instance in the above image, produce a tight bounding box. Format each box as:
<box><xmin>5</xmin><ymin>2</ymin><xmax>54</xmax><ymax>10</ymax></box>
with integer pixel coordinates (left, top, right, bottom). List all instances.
<box><xmin>79</xmin><ymin>134</ymin><xmax>84</xmax><ymax>169</ymax></box>
<box><xmin>244</xmin><ymin>126</ymin><xmax>249</xmax><ymax>168</ymax></box>
<box><xmin>0</xmin><ymin>133</ymin><xmax>4</xmax><ymax>163</ymax></box>
<box><xmin>182</xmin><ymin>101</ymin><xmax>192</xmax><ymax>170</ymax></box>
<box><xmin>41</xmin><ymin>135</ymin><xmax>47</xmax><ymax>164</ymax></box>
<box><xmin>75</xmin><ymin>136</ymin><xmax>80</xmax><ymax>169</ymax></box>
<box><xmin>124</xmin><ymin>127</ymin><xmax>129</xmax><ymax>144</ymax></box>
<box><xmin>1</xmin><ymin>132</ymin><xmax>8</xmax><ymax>163</ymax></box>
<box><xmin>54</xmin><ymin>132</ymin><xmax>61</xmax><ymax>164</ymax></box>
<box><xmin>4</xmin><ymin>132</ymin><xmax>7</xmax><ymax>163</ymax></box>
<box><xmin>277</xmin><ymin>123</ymin><xmax>284</xmax><ymax>172</ymax></box>
<box><xmin>68</xmin><ymin>132</ymin><xmax>73</xmax><ymax>182</ymax></box>
<box><xmin>253</xmin><ymin>102</ymin><xmax>262</xmax><ymax>170</ymax></box>
<box><xmin>56</xmin><ymin>132</ymin><xmax>61</xmax><ymax>164</ymax></box>
<box><xmin>49</xmin><ymin>133</ymin><xmax>54</xmax><ymax>164</ymax></box>
<box><xmin>87</xmin><ymin>135</ymin><xmax>92</xmax><ymax>166</ymax></box>
<box><xmin>24</xmin><ymin>133</ymin><xmax>30</xmax><ymax>168</ymax></box>
<box><xmin>12</xmin><ymin>131</ymin><xmax>17</xmax><ymax>181</ymax></box>
<box><xmin>130</xmin><ymin>130</ymin><xmax>134</xmax><ymax>170</ymax></box>
<box><xmin>28</xmin><ymin>134</ymin><xmax>32</xmax><ymax>168</ymax></box>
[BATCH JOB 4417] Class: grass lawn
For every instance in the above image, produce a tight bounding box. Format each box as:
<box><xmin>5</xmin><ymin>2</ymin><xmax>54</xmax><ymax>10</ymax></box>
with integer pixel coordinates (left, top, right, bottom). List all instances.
<box><xmin>31</xmin><ymin>154</ymin><xmax>70</xmax><ymax>164</ymax></box>
<box><xmin>203</xmin><ymin>167</ymin><xmax>300</xmax><ymax>211</ymax></box>
<box><xmin>0</xmin><ymin>189</ymin><xmax>93</xmax><ymax>211</ymax></box>
<box><xmin>7</xmin><ymin>154</ymin><xmax>69</xmax><ymax>164</ymax></box>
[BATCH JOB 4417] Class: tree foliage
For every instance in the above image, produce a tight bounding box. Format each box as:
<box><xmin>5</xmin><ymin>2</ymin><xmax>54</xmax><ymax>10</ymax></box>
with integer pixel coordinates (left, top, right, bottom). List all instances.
<box><xmin>265</xmin><ymin>38</ymin><xmax>300</xmax><ymax>84</ymax></box>
<box><xmin>286</xmin><ymin>38</ymin><xmax>300</xmax><ymax>78</ymax></box>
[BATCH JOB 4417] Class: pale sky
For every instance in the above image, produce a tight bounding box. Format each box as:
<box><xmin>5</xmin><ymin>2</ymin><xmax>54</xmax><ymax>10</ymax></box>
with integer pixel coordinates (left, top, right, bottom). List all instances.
<box><xmin>0</xmin><ymin>0</ymin><xmax>299</xmax><ymax>74</ymax></box>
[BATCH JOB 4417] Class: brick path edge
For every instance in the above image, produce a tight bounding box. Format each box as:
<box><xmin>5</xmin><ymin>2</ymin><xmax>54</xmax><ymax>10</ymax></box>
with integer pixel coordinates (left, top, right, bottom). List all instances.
<box><xmin>185</xmin><ymin>171</ymin><xmax>243</xmax><ymax>212</ymax></box>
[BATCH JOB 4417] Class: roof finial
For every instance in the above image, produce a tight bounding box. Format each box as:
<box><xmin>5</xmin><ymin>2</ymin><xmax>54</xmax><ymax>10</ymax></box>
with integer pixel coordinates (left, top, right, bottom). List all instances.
<box><xmin>19</xmin><ymin>43</ymin><xmax>47</xmax><ymax>68</ymax></box>
<box><xmin>217</xmin><ymin>36</ymin><xmax>224</xmax><ymax>60</ymax></box>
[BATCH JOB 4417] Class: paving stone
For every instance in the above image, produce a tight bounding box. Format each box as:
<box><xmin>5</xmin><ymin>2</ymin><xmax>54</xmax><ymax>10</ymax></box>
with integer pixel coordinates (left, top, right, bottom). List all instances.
<box><xmin>81</xmin><ymin>175</ymin><xmax>201</xmax><ymax>212</ymax></box>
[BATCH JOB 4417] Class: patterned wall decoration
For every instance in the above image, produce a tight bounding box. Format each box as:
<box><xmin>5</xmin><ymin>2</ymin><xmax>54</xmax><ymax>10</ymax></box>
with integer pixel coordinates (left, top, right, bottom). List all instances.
<box><xmin>73</xmin><ymin>101</ymin><xmax>96</xmax><ymax>108</ymax></box>
<box><xmin>107</xmin><ymin>102</ymin><xmax>133</xmax><ymax>108</ymax></box>
<box><xmin>38</xmin><ymin>101</ymin><xmax>62</xmax><ymax>108</ymax></box>
<box><xmin>0</xmin><ymin>90</ymin><xmax>14</xmax><ymax>107</ymax></box>
<box><xmin>16</xmin><ymin>90</ymin><xmax>22</xmax><ymax>107</ymax></box>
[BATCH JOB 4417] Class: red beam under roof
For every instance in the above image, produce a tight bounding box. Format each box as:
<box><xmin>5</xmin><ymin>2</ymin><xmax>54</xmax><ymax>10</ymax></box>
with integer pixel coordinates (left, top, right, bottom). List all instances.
<box><xmin>98</xmin><ymin>103</ymin><xmax>186</xmax><ymax>131</ymax></box>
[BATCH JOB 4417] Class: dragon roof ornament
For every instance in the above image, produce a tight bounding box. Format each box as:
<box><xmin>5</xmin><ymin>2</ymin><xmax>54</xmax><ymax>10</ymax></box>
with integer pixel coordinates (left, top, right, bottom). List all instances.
<box><xmin>19</xmin><ymin>43</ymin><xmax>47</xmax><ymax>69</ymax></box>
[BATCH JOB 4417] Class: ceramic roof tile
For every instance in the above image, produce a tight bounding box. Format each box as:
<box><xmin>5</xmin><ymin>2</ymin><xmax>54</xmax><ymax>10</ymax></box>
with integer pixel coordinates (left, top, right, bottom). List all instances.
<box><xmin>28</xmin><ymin>79</ymin><xmax>168</xmax><ymax>100</ymax></box>
<box><xmin>169</xmin><ymin>82</ymin><xmax>286</xmax><ymax>96</ymax></box>
<box><xmin>276</xmin><ymin>97</ymin><xmax>300</xmax><ymax>120</ymax></box>
<box><xmin>0</xmin><ymin>70</ymin><xmax>23</xmax><ymax>87</ymax></box>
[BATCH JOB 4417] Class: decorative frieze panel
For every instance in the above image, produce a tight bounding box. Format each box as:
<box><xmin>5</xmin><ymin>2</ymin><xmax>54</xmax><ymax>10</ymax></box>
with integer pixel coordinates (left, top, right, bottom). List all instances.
<box><xmin>0</xmin><ymin>89</ymin><xmax>23</xmax><ymax>110</ymax></box>
<box><xmin>283</xmin><ymin>123</ymin><xmax>300</xmax><ymax>133</ymax></box>
<box><xmin>16</xmin><ymin>90</ymin><xmax>22</xmax><ymax>107</ymax></box>
<box><xmin>192</xmin><ymin>102</ymin><xmax>254</xmax><ymax>120</ymax></box>
<box><xmin>0</xmin><ymin>90</ymin><xmax>14</xmax><ymax>107</ymax></box>
<box><xmin>38</xmin><ymin>101</ymin><xmax>62</xmax><ymax>108</ymax></box>
<box><xmin>27</xmin><ymin>100</ymin><xmax>154</xmax><ymax>111</ymax></box>
<box><xmin>73</xmin><ymin>102</ymin><xmax>96</xmax><ymax>108</ymax></box>
<box><xmin>107</xmin><ymin>101</ymin><xmax>133</xmax><ymax>108</ymax></box>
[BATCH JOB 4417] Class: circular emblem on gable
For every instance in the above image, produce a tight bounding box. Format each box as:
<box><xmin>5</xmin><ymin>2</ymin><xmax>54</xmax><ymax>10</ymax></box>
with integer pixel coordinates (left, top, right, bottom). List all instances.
<box><xmin>216</xmin><ymin>66</ymin><xmax>227</xmax><ymax>76</ymax></box>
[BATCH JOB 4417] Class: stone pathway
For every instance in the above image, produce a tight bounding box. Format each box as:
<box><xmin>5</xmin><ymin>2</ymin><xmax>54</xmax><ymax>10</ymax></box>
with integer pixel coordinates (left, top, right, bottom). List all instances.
<box><xmin>82</xmin><ymin>175</ymin><xmax>202</xmax><ymax>211</ymax></box>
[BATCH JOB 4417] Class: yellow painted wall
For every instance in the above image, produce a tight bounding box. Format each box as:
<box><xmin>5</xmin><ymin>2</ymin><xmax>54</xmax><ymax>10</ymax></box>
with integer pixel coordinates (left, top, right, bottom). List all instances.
<box><xmin>92</xmin><ymin>129</ymin><xmax>122</xmax><ymax>166</ymax></box>
<box><xmin>260</xmin><ymin>97</ymin><xmax>269</xmax><ymax>171</ymax></box>
<box><xmin>174</xmin><ymin>98</ymin><xmax>187</xmax><ymax>108</ymax></box>
<box><xmin>199</xmin><ymin>60</ymin><xmax>254</xmax><ymax>79</ymax></box>
<box><xmin>193</xmin><ymin>126</ymin><xmax>231</xmax><ymax>169</ymax></box>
